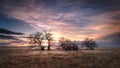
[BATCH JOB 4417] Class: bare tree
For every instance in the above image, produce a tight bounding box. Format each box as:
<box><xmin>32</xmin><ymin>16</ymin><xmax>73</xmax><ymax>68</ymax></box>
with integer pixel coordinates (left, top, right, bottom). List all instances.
<box><xmin>29</xmin><ymin>31</ymin><xmax>44</xmax><ymax>50</ymax></box>
<box><xmin>44</xmin><ymin>30</ymin><xmax>53</xmax><ymax>50</ymax></box>
<box><xmin>29</xmin><ymin>30</ymin><xmax>54</xmax><ymax>50</ymax></box>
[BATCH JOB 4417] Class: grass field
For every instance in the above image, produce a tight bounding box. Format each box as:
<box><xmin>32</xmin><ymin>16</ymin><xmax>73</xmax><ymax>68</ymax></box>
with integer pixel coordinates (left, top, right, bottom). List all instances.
<box><xmin>0</xmin><ymin>46</ymin><xmax>120</xmax><ymax>68</ymax></box>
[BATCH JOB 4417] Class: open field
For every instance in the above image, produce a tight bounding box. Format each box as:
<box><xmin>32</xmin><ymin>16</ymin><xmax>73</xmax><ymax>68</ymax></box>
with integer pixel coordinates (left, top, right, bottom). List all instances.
<box><xmin>0</xmin><ymin>46</ymin><xmax>120</xmax><ymax>68</ymax></box>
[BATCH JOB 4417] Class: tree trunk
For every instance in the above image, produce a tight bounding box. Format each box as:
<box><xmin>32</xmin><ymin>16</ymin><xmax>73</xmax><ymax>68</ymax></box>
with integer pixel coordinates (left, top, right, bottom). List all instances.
<box><xmin>41</xmin><ymin>46</ymin><xmax>45</xmax><ymax>50</ymax></box>
<box><xmin>47</xmin><ymin>40</ymin><xmax>50</xmax><ymax>50</ymax></box>
<box><xmin>37</xmin><ymin>39</ymin><xmax>44</xmax><ymax>50</ymax></box>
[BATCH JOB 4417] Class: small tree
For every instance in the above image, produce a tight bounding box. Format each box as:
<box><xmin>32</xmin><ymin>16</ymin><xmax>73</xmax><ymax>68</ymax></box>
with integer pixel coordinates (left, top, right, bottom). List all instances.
<box><xmin>81</xmin><ymin>38</ymin><xmax>97</xmax><ymax>50</ymax></box>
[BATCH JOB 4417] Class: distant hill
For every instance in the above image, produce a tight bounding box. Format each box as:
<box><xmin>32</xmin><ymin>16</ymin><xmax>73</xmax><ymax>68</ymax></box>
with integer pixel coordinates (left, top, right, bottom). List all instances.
<box><xmin>0</xmin><ymin>28</ymin><xmax>24</xmax><ymax>35</ymax></box>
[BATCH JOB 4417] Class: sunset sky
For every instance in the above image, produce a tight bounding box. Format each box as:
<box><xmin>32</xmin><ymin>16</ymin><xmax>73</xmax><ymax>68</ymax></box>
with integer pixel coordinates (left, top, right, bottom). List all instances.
<box><xmin>0</xmin><ymin>0</ymin><xmax>120</xmax><ymax>46</ymax></box>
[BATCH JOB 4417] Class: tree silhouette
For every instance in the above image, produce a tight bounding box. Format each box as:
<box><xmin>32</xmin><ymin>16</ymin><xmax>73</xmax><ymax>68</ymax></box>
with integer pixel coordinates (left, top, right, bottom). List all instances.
<box><xmin>34</xmin><ymin>32</ymin><xmax>44</xmax><ymax>50</ymax></box>
<box><xmin>29</xmin><ymin>31</ymin><xmax>44</xmax><ymax>50</ymax></box>
<box><xmin>44</xmin><ymin>30</ymin><xmax>53</xmax><ymax>50</ymax></box>
<box><xmin>81</xmin><ymin>38</ymin><xmax>97</xmax><ymax>50</ymax></box>
<box><xmin>29</xmin><ymin>30</ymin><xmax>53</xmax><ymax>50</ymax></box>
<box><xmin>89</xmin><ymin>39</ymin><xmax>97</xmax><ymax>50</ymax></box>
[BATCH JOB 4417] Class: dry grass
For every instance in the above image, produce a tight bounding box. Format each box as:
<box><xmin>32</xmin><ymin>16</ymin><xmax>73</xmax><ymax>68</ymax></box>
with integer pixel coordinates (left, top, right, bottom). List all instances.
<box><xmin>0</xmin><ymin>47</ymin><xmax>120</xmax><ymax>68</ymax></box>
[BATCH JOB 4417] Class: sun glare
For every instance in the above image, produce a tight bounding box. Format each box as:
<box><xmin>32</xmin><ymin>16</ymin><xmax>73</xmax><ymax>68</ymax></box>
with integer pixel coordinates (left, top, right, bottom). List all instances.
<box><xmin>52</xmin><ymin>32</ymin><xmax>62</xmax><ymax>41</ymax></box>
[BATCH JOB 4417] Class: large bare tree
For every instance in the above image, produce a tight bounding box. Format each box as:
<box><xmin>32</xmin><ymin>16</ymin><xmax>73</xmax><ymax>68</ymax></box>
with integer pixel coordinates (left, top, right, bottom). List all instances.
<box><xmin>29</xmin><ymin>31</ymin><xmax>44</xmax><ymax>50</ymax></box>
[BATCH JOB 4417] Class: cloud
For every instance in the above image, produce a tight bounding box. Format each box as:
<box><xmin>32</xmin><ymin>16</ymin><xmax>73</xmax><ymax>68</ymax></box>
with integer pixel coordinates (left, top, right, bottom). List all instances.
<box><xmin>0</xmin><ymin>0</ymin><xmax>120</xmax><ymax>42</ymax></box>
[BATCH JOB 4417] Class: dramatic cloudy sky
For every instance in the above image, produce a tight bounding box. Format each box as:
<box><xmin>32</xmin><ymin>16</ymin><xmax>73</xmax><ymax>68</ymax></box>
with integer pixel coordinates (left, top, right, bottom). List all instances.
<box><xmin>0</xmin><ymin>0</ymin><xmax>120</xmax><ymax>46</ymax></box>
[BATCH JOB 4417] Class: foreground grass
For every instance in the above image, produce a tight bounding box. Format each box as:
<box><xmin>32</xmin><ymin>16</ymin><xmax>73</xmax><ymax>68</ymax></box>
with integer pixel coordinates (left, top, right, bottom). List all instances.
<box><xmin>0</xmin><ymin>47</ymin><xmax>120</xmax><ymax>68</ymax></box>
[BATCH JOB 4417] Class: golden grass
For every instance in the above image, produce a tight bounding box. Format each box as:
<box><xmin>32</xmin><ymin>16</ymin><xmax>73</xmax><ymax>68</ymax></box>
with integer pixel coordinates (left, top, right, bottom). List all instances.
<box><xmin>0</xmin><ymin>47</ymin><xmax>120</xmax><ymax>68</ymax></box>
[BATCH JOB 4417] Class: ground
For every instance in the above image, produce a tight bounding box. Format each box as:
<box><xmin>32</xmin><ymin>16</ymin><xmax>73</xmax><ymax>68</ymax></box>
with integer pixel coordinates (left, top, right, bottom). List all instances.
<box><xmin>0</xmin><ymin>46</ymin><xmax>120</xmax><ymax>68</ymax></box>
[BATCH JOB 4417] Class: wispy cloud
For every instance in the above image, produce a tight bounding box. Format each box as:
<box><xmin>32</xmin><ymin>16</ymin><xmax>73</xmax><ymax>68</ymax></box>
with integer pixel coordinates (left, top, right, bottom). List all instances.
<box><xmin>0</xmin><ymin>0</ymin><xmax>120</xmax><ymax>41</ymax></box>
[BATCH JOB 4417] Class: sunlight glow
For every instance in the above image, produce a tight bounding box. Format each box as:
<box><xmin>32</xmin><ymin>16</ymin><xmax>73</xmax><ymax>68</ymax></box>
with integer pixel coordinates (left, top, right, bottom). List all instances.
<box><xmin>52</xmin><ymin>32</ymin><xmax>62</xmax><ymax>41</ymax></box>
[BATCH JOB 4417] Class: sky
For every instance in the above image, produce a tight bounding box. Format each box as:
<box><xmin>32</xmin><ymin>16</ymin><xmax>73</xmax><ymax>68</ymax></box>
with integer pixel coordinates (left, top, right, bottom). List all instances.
<box><xmin>0</xmin><ymin>0</ymin><xmax>120</xmax><ymax>46</ymax></box>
